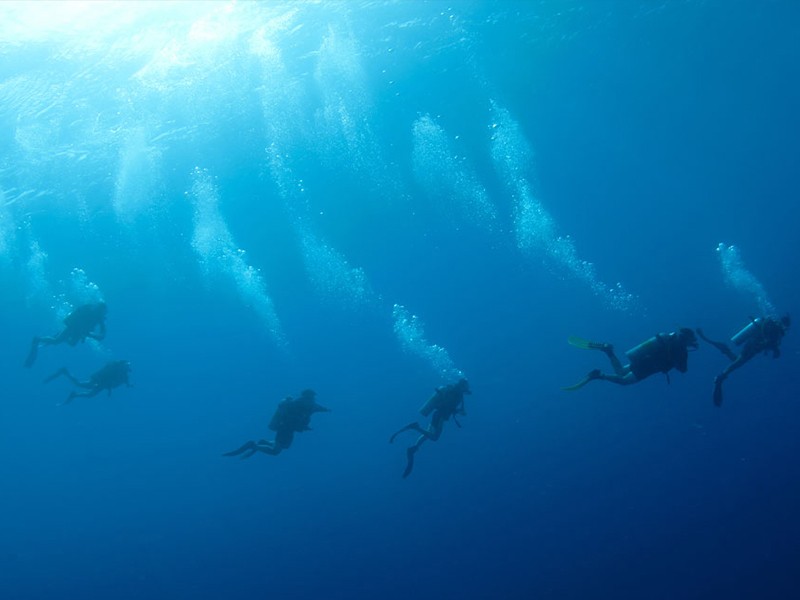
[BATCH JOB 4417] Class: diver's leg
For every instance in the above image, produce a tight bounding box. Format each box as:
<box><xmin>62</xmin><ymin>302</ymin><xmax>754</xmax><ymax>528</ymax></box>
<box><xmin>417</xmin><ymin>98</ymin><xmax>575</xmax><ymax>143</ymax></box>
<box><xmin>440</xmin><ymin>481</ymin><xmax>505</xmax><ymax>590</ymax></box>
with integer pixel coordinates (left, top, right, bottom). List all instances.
<box><xmin>43</xmin><ymin>367</ymin><xmax>69</xmax><ymax>383</ymax></box>
<box><xmin>406</xmin><ymin>420</ymin><xmax>440</xmax><ymax>443</ymax></box>
<box><xmin>719</xmin><ymin>353</ymin><xmax>751</xmax><ymax>380</ymax></box>
<box><xmin>599</xmin><ymin>346</ymin><xmax>627</xmax><ymax>377</ymax></box>
<box><xmin>38</xmin><ymin>330</ymin><xmax>68</xmax><ymax>347</ymax></box>
<box><xmin>563</xmin><ymin>369</ymin><xmax>607</xmax><ymax>391</ymax></box>
<box><xmin>73</xmin><ymin>378</ymin><xmax>97</xmax><ymax>390</ymax></box>
<box><xmin>61</xmin><ymin>387</ymin><xmax>101</xmax><ymax>404</ymax></box>
<box><xmin>697</xmin><ymin>329</ymin><xmax>737</xmax><ymax>361</ymax></box>
<box><xmin>35</xmin><ymin>335</ymin><xmax>57</xmax><ymax>347</ymax></box>
<box><xmin>422</xmin><ymin>413</ymin><xmax>444</xmax><ymax>442</ymax></box>
<box><xmin>223</xmin><ymin>441</ymin><xmax>257</xmax><ymax>457</ymax></box>
<box><xmin>46</xmin><ymin>368</ymin><xmax>85</xmax><ymax>387</ymax></box>
<box><xmin>389</xmin><ymin>421</ymin><xmax>426</xmax><ymax>443</ymax></box>
<box><xmin>255</xmin><ymin>442</ymin><xmax>281</xmax><ymax>456</ymax></box>
<box><xmin>600</xmin><ymin>372</ymin><xmax>638</xmax><ymax>386</ymax></box>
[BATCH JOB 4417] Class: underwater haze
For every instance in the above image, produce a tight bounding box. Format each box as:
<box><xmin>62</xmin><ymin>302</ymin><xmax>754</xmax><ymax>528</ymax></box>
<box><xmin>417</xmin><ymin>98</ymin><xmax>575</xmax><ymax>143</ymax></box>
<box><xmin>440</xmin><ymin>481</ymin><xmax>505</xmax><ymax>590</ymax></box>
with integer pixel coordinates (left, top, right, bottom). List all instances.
<box><xmin>1</xmin><ymin>1</ymin><xmax>799</xmax><ymax>598</ymax></box>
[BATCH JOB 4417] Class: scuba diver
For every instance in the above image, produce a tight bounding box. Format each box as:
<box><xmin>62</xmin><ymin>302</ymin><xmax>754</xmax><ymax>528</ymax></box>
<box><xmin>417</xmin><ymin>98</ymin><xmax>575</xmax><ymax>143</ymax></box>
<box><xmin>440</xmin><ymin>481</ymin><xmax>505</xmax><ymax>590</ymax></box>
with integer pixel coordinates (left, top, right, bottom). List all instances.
<box><xmin>223</xmin><ymin>389</ymin><xmax>329</xmax><ymax>458</ymax></box>
<box><xmin>390</xmin><ymin>378</ymin><xmax>471</xmax><ymax>479</ymax></box>
<box><xmin>564</xmin><ymin>328</ymin><xmax>698</xmax><ymax>390</ymax></box>
<box><xmin>697</xmin><ymin>314</ymin><xmax>790</xmax><ymax>406</ymax></box>
<box><xmin>24</xmin><ymin>302</ymin><xmax>108</xmax><ymax>367</ymax></box>
<box><xmin>43</xmin><ymin>359</ymin><xmax>132</xmax><ymax>405</ymax></box>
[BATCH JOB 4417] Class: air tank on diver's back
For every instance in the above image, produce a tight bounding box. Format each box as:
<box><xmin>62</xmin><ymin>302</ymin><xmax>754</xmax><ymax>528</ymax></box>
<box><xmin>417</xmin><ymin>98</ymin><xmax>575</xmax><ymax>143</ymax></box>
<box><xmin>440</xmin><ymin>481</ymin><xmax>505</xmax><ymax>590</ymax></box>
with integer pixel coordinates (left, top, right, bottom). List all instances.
<box><xmin>731</xmin><ymin>318</ymin><xmax>761</xmax><ymax>346</ymax></box>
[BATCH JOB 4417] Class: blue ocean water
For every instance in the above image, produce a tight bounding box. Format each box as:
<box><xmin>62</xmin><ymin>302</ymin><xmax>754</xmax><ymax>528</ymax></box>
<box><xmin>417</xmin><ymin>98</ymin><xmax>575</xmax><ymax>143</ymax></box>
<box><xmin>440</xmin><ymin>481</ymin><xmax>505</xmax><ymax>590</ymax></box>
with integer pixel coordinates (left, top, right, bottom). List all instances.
<box><xmin>1</xmin><ymin>1</ymin><xmax>798</xmax><ymax>598</ymax></box>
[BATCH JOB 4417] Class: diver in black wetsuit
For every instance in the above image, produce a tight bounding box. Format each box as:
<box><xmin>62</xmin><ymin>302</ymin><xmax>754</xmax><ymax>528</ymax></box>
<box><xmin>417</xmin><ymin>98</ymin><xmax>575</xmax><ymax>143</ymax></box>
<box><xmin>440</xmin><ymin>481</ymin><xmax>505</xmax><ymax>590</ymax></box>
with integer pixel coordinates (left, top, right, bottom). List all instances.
<box><xmin>697</xmin><ymin>314</ymin><xmax>790</xmax><ymax>406</ymax></box>
<box><xmin>223</xmin><ymin>390</ymin><xmax>329</xmax><ymax>458</ymax></box>
<box><xmin>390</xmin><ymin>378</ymin><xmax>471</xmax><ymax>478</ymax></box>
<box><xmin>25</xmin><ymin>302</ymin><xmax>108</xmax><ymax>367</ymax></box>
<box><xmin>564</xmin><ymin>328</ymin><xmax>698</xmax><ymax>391</ymax></box>
<box><xmin>44</xmin><ymin>360</ymin><xmax>132</xmax><ymax>405</ymax></box>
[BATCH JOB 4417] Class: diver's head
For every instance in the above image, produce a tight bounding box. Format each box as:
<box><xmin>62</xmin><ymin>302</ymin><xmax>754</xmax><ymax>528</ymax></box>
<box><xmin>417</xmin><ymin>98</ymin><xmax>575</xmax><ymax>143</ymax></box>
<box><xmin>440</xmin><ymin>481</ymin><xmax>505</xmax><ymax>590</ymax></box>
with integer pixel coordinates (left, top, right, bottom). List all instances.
<box><xmin>96</xmin><ymin>302</ymin><xmax>108</xmax><ymax>316</ymax></box>
<box><xmin>679</xmin><ymin>328</ymin><xmax>699</xmax><ymax>350</ymax></box>
<box><xmin>300</xmin><ymin>389</ymin><xmax>316</xmax><ymax>399</ymax></box>
<box><xmin>456</xmin><ymin>378</ymin><xmax>471</xmax><ymax>394</ymax></box>
<box><xmin>781</xmin><ymin>313</ymin><xmax>791</xmax><ymax>330</ymax></box>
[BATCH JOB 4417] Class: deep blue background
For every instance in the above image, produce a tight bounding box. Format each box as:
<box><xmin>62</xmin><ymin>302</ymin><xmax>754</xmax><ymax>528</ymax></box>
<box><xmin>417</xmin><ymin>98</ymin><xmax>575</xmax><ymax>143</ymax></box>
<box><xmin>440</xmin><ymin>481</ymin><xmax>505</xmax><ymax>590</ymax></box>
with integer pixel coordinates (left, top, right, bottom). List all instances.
<box><xmin>0</xmin><ymin>2</ymin><xmax>798</xmax><ymax>599</ymax></box>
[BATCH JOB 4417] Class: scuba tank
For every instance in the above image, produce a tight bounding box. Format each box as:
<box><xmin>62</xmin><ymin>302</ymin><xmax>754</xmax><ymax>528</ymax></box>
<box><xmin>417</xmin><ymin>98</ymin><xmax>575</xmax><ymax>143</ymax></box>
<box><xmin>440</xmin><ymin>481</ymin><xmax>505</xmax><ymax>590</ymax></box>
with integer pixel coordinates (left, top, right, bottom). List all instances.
<box><xmin>731</xmin><ymin>318</ymin><xmax>762</xmax><ymax>346</ymax></box>
<box><xmin>419</xmin><ymin>388</ymin><xmax>442</xmax><ymax>417</ymax></box>
<box><xmin>625</xmin><ymin>336</ymin><xmax>661</xmax><ymax>363</ymax></box>
<box><xmin>625</xmin><ymin>335</ymin><xmax>672</xmax><ymax>380</ymax></box>
<box><xmin>269</xmin><ymin>398</ymin><xmax>292</xmax><ymax>431</ymax></box>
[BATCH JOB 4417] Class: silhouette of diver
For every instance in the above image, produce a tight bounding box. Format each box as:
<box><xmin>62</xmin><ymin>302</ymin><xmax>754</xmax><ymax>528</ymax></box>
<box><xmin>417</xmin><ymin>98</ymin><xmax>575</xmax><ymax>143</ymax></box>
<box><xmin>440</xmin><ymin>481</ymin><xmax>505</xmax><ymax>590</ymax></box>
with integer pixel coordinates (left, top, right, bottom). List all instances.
<box><xmin>44</xmin><ymin>359</ymin><xmax>132</xmax><ymax>405</ymax></box>
<box><xmin>390</xmin><ymin>378</ymin><xmax>471</xmax><ymax>478</ymax></box>
<box><xmin>697</xmin><ymin>314</ymin><xmax>790</xmax><ymax>406</ymax></box>
<box><xmin>223</xmin><ymin>389</ymin><xmax>329</xmax><ymax>458</ymax></box>
<box><xmin>564</xmin><ymin>328</ymin><xmax>699</xmax><ymax>390</ymax></box>
<box><xmin>25</xmin><ymin>302</ymin><xmax>107</xmax><ymax>368</ymax></box>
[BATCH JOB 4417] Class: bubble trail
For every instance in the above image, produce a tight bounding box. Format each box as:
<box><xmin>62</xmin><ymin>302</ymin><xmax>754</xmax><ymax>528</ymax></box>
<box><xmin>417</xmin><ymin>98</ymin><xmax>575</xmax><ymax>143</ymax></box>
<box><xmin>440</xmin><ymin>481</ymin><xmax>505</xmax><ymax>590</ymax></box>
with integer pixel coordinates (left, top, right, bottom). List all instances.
<box><xmin>411</xmin><ymin>114</ymin><xmax>497</xmax><ymax>228</ymax></box>
<box><xmin>113</xmin><ymin>127</ymin><xmax>160</xmax><ymax>223</ymax></box>
<box><xmin>489</xmin><ymin>102</ymin><xmax>635</xmax><ymax>312</ymax></box>
<box><xmin>392</xmin><ymin>303</ymin><xmax>465</xmax><ymax>383</ymax></box>
<box><xmin>189</xmin><ymin>167</ymin><xmax>284</xmax><ymax>346</ymax></box>
<box><xmin>298</xmin><ymin>228</ymin><xmax>375</xmax><ymax>311</ymax></box>
<box><xmin>717</xmin><ymin>243</ymin><xmax>775</xmax><ymax>316</ymax></box>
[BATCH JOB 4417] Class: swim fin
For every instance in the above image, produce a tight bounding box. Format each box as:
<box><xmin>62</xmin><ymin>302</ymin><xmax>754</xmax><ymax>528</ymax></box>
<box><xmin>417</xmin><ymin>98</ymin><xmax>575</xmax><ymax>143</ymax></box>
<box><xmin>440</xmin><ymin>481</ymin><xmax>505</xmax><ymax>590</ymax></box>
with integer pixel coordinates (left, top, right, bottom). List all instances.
<box><xmin>402</xmin><ymin>447</ymin><xmax>416</xmax><ymax>479</ymax></box>
<box><xmin>389</xmin><ymin>421</ymin><xmax>419</xmax><ymax>444</ymax></box>
<box><xmin>713</xmin><ymin>379</ymin><xmax>724</xmax><ymax>407</ymax></box>
<box><xmin>568</xmin><ymin>336</ymin><xmax>592</xmax><ymax>349</ymax></box>
<box><xmin>562</xmin><ymin>369</ymin><xmax>603</xmax><ymax>392</ymax></box>
<box><xmin>24</xmin><ymin>338</ymin><xmax>39</xmax><ymax>368</ymax></box>
<box><xmin>568</xmin><ymin>336</ymin><xmax>611</xmax><ymax>352</ymax></box>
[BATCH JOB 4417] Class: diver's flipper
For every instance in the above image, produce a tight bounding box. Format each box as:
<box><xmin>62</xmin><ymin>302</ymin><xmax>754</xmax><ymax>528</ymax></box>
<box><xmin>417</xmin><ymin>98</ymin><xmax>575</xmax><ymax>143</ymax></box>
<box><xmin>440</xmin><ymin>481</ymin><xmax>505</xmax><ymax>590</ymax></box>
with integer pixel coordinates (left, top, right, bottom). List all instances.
<box><xmin>223</xmin><ymin>441</ymin><xmax>256</xmax><ymax>457</ymax></box>
<box><xmin>24</xmin><ymin>339</ymin><xmax>40</xmax><ymax>368</ymax></box>
<box><xmin>389</xmin><ymin>421</ymin><xmax>420</xmax><ymax>444</ymax></box>
<box><xmin>43</xmin><ymin>367</ymin><xmax>68</xmax><ymax>384</ymax></box>
<box><xmin>562</xmin><ymin>369</ymin><xmax>603</xmax><ymax>392</ymax></box>
<box><xmin>713</xmin><ymin>379</ymin><xmax>724</xmax><ymax>407</ymax></box>
<box><xmin>402</xmin><ymin>447</ymin><xmax>417</xmax><ymax>479</ymax></box>
<box><xmin>567</xmin><ymin>336</ymin><xmax>592</xmax><ymax>349</ymax></box>
<box><xmin>568</xmin><ymin>337</ymin><xmax>612</xmax><ymax>353</ymax></box>
<box><xmin>697</xmin><ymin>329</ymin><xmax>738</xmax><ymax>361</ymax></box>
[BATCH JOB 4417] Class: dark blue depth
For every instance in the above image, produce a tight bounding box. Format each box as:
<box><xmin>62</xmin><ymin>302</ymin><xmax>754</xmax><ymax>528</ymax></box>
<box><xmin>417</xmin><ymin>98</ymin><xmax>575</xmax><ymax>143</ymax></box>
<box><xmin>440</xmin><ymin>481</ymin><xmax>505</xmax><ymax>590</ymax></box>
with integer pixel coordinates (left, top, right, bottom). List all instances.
<box><xmin>0</xmin><ymin>2</ymin><xmax>798</xmax><ymax>599</ymax></box>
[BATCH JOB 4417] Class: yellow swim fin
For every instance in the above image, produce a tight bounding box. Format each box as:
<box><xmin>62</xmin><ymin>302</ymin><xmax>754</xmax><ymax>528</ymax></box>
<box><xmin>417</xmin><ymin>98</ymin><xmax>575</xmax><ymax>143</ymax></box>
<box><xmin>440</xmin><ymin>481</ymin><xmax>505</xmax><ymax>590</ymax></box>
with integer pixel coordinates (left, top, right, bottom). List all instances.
<box><xmin>568</xmin><ymin>336</ymin><xmax>609</xmax><ymax>351</ymax></box>
<box><xmin>568</xmin><ymin>336</ymin><xmax>593</xmax><ymax>350</ymax></box>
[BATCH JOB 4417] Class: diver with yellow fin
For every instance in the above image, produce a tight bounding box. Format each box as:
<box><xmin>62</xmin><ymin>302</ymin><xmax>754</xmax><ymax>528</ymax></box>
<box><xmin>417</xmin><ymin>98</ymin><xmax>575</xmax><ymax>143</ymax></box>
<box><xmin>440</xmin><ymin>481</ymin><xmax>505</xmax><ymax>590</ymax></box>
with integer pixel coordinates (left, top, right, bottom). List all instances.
<box><xmin>564</xmin><ymin>328</ymin><xmax>698</xmax><ymax>390</ymax></box>
<box><xmin>697</xmin><ymin>314</ymin><xmax>790</xmax><ymax>406</ymax></box>
<box><xmin>390</xmin><ymin>378</ymin><xmax>471</xmax><ymax>478</ymax></box>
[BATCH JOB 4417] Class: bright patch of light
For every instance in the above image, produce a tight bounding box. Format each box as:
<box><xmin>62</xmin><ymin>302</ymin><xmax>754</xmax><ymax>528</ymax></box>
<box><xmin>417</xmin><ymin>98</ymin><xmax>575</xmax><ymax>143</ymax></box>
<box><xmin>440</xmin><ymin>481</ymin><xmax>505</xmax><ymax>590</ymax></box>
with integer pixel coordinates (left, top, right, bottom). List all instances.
<box><xmin>0</xmin><ymin>1</ymin><xmax>239</xmax><ymax>48</ymax></box>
